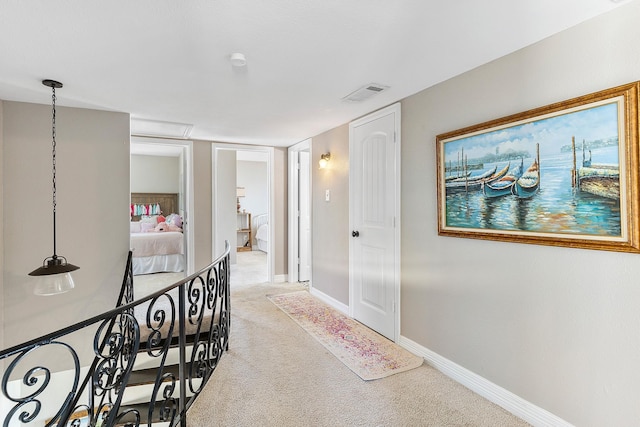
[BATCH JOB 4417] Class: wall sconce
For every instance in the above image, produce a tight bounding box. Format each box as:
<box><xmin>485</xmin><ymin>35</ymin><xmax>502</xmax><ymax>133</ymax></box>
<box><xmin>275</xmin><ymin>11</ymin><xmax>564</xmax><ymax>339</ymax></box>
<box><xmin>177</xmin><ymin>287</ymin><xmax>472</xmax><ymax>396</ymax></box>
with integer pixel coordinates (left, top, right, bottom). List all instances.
<box><xmin>29</xmin><ymin>80</ymin><xmax>79</xmax><ymax>295</ymax></box>
<box><xmin>319</xmin><ymin>152</ymin><xmax>331</xmax><ymax>169</ymax></box>
<box><xmin>236</xmin><ymin>187</ymin><xmax>246</xmax><ymax>213</ymax></box>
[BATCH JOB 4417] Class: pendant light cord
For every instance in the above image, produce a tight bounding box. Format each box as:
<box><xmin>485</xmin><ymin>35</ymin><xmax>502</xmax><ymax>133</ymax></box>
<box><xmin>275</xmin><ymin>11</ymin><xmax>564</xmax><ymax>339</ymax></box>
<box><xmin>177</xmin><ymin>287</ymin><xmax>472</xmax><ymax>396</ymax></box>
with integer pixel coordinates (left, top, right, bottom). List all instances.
<box><xmin>51</xmin><ymin>86</ymin><xmax>58</xmax><ymax>259</ymax></box>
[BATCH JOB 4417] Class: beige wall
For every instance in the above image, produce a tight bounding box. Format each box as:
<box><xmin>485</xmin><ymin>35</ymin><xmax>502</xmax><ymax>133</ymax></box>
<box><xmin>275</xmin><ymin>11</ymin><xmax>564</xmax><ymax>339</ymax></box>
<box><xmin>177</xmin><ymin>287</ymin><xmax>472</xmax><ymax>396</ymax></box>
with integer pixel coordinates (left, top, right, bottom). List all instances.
<box><xmin>130</xmin><ymin>154</ymin><xmax>180</xmax><ymax>194</ymax></box>
<box><xmin>309</xmin><ymin>3</ymin><xmax>640</xmax><ymax>424</ymax></box>
<box><xmin>311</xmin><ymin>125</ymin><xmax>350</xmax><ymax>304</ymax></box>
<box><xmin>401</xmin><ymin>2</ymin><xmax>640</xmax><ymax>426</ymax></box>
<box><xmin>399</xmin><ymin>4</ymin><xmax>640</xmax><ymax>426</ymax></box>
<box><xmin>2</xmin><ymin>102</ymin><xmax>130</xmax><ymax>361</ymax></box>
<box><xmin>192</xmin><ymin>140</ymin><xmax>213</xmax><ymax>271</ymax></box>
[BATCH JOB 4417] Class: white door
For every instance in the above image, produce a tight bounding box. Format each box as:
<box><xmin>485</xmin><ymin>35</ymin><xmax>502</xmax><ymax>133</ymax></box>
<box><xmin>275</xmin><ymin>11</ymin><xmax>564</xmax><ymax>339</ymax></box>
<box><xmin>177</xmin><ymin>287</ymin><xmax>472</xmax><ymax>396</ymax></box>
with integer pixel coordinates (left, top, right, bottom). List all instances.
<box><xmin>349</xmin><ymin>104</ymin><xmax>400</xmax><ymax>340</ymax></box>
<box><xmin>298</xmin><ymin>151</ymin><xmax>311</xmax><ymax>281</ymax></box>
<box><xmin>179</xmin><ymin>149</ymin><xmax>189</xmax><ymax>273</ymax></box>
<box><xmin>288</xmin><ymin>139</ymin><xmax>312</xmax><ymax>284</ymax></box>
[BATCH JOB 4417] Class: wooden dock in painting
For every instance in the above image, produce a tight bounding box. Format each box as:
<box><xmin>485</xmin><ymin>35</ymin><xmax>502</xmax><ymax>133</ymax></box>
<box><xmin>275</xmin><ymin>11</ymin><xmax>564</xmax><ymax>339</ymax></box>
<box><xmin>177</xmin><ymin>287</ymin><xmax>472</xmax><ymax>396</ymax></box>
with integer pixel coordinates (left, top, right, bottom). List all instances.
<box><xmin>578</xmin><ymin>166</ymin><xmax>619</xmax><ymax>199</ymax></box>
<box><xmin>571</xmin><ymin>136</ymin><xmax>620</xmax><ymax>200</ymax></box>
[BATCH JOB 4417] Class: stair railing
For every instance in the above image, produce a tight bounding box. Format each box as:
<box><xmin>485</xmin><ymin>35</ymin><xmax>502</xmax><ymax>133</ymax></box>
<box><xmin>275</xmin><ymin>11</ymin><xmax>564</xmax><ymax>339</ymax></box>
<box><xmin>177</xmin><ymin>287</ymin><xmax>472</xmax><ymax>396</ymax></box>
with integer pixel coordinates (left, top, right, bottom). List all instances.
<box><xmin>1</xmin><ymin>242</ymin><xmax>230</xmax><ymax>427</ymax></box>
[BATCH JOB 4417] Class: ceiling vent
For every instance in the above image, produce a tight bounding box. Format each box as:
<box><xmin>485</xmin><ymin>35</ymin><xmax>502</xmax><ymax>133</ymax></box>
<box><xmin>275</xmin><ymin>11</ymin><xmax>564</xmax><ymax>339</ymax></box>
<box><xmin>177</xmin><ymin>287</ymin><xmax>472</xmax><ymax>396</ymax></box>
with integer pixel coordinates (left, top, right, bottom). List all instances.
<box><xmin>130</xmin><ymin>118</ymin><xmax>194</xmax><ymax>139</ymax></box>
<box><xmin>342</xmin><ymin>83</ymin><xmax>390</xmax><ymax>102</ymax></box>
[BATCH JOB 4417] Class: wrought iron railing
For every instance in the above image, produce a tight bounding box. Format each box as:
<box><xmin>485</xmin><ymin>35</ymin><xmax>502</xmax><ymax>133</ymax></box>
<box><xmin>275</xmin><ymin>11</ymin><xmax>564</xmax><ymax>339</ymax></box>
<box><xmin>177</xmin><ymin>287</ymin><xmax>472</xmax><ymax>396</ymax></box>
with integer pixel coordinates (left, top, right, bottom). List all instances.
<box><xmin>0</xmin><ymin>242</ymin><xmax>230</xmax><ymax>427</ymax></box>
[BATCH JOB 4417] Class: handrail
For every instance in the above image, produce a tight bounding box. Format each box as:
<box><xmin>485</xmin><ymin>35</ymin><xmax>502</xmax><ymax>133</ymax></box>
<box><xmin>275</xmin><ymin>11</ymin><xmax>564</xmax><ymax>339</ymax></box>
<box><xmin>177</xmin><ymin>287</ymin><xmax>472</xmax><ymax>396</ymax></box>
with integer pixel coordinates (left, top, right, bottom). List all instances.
<box><xmin>1</xmin><ymin>242</ymin><xmax>231</xmax><ymax>427</ymax></box>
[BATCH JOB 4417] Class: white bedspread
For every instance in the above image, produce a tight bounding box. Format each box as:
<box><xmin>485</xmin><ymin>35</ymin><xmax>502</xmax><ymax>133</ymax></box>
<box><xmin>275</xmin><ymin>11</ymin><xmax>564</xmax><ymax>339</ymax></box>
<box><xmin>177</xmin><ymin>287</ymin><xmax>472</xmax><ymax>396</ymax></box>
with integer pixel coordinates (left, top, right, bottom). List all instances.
<box><xmin>131</xmin><ymin>231</ymin><xmax>184</xmax><ymax>257</ymax></box>
<box><xmin>256</xmin><ymin>224</ymin><xmax>269</xmax><ymax>253</ymax></box>
<box><xmin>133</xmin><ymin>254</ymin><xmax>184</xmax><ymax>275</ymax></box>
<box><xmin>256</xmin><ymin>224</ymin><xmax>268</xmax><ymax>242</ymax></box>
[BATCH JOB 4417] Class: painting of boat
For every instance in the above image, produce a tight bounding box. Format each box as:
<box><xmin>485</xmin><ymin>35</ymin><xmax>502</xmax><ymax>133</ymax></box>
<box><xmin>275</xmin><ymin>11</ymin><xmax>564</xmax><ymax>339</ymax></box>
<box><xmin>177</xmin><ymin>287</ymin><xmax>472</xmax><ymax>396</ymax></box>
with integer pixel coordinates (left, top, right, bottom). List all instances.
<box><xmin>437</xmin><ymin>84</ymin><xmax>638</xmax><ymax>253</ymax></box>
<box><xmin>482</xmin><ymin>159</ymin><xmax>523</xmax><ymax>198</ymax></box>
<box><xmin>512</xmin><ymin>159</ymin><xmax>540</xmax><ymax>198</ymax></box>
<box><xmin>512</xmin><ymin>144</ymin><xmax>541</xmax><ymax>198</ymax></box>
<box><xmin>445</xmin><ymin>163</ymin><xmax>510</xmax><ymax>193</ymax></box>
<box><xmin>445</xmin><ymin>171</ymin><xmax>471</xmax><ymax>181</ymax></box>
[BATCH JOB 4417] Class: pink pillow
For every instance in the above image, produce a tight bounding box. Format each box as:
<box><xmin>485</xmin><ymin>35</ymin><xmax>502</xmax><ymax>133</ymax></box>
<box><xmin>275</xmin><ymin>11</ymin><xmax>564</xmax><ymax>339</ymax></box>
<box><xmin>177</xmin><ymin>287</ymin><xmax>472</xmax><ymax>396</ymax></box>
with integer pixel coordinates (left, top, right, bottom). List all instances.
<box><xmin>140</xmin><ymin>222</ymin><xmax>155</xmax><ymax>233</ymax></box>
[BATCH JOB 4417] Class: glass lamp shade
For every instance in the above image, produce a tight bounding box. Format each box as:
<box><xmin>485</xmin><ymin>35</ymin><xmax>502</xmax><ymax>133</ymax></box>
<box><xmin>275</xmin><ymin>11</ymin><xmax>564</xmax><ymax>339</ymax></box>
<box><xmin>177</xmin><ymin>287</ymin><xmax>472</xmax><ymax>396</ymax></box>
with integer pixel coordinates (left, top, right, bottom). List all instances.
<box><xmin>29</xmin><ymin>256</ymin><xmax>79</xmax><ymax>296</ymax></box>
<box><xmin>33</xmin><ymin>272</ymin><xmax>76</xmax><ymax>296</ymax></box>
<box><xmin>319</xmin><ymin>153</ymin><xmax>331</xmax><ymax>169</ymax></box>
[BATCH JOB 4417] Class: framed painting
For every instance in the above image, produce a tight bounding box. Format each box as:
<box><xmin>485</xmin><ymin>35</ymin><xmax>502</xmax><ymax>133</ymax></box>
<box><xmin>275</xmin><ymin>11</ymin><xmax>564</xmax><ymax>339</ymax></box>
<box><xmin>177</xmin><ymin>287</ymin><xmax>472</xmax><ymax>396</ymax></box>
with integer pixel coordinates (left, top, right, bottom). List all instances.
<box><xmin>436</xmin><ymin>82</ymin><xmax>640</xmax><ymax>253</ymax></box>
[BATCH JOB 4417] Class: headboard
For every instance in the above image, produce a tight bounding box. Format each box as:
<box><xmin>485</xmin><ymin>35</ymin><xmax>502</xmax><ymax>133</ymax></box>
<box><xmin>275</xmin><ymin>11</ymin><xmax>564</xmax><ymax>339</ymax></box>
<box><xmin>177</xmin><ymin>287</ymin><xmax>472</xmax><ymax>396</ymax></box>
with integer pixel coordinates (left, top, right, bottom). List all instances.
<box><xmin>131</xmin><ymin>192</ymin><xmax>179</xmax><ymax>221</ymax></box>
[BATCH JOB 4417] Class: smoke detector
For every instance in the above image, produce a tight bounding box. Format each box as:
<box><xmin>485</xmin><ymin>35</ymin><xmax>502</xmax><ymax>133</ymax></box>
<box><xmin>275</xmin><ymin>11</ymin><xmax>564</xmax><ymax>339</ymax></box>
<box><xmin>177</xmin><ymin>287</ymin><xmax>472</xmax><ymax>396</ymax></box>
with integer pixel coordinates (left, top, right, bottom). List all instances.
<box><xmin>230</xmin><ymin>52</ymin><xmax>247</xmax><ymax>67</ymax></box>
<box><xmin>342</xmin><ymin>83</ymin><xmax>390</xmax><ymax>102</ymax></box>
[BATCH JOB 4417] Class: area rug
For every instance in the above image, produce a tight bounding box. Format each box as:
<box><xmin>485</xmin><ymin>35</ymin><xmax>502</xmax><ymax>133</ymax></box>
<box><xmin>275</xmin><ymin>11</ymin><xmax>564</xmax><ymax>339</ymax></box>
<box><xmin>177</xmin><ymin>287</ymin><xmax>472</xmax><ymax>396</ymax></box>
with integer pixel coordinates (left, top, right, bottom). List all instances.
<box><xmin>268</xmin><ymin>290</ymin><xmax>423</xmax><ymax>381</ymax></box>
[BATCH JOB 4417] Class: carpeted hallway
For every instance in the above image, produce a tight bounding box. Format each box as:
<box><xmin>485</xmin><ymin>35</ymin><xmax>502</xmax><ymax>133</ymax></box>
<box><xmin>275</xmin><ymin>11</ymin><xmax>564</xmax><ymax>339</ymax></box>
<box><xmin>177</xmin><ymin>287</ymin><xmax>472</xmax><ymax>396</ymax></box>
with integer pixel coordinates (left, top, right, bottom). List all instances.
<box><xmin>186</xmin><ymin>276</ymin><xmax>531</xmax><ymax>426</ymax></box>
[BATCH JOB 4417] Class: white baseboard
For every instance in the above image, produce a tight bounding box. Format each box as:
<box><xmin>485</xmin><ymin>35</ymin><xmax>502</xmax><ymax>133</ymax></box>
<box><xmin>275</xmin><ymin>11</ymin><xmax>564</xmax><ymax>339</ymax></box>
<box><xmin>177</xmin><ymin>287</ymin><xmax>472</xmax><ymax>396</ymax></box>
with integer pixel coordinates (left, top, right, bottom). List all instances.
<box><xmin>273</xmin><ymin>274</ymin><xmax>288</xmax><ymax>283</ymax></box>
<box><xmin>398</xmin><ymin>336</ymin><xmax>573</xmax><ymax>427</ymax></box>
<box><xmin>309</xmin><ymin>287</ymin><xmax>349</xmax><ymax>315</ymax></box>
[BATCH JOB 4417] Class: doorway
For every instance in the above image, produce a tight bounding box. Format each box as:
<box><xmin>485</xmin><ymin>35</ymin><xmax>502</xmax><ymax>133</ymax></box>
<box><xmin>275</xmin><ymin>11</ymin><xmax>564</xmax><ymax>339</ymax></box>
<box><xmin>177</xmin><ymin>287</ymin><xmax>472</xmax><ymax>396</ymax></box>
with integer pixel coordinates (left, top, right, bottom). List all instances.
<box><xmin>130</xmin><ymin>136</ymin><xmax>195</xmax><ymax>276</ymax></box>
<box><xmin>212</xmin><ymin>144</ymin><xmax>274</xmax><ymax>284</ymax></box>
<box><xmin>349</xmin><ymin>103</ymin><xmax>401</xmax><ymax>341</ymax></box>
<box><xmin>288</xmin><ymin>139</ymin><xmax>312</xmax><ymax>284</ymax></box>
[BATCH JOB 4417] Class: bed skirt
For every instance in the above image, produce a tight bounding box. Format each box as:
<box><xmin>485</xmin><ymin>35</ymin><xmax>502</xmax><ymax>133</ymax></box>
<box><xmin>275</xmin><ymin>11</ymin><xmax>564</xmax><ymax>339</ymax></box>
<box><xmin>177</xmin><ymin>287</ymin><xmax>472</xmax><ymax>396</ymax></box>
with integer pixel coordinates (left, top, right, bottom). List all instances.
<box><xmin>133</xmin><ymin>254</ymin><xmax>185</xmax><ymax>276</ymax></box>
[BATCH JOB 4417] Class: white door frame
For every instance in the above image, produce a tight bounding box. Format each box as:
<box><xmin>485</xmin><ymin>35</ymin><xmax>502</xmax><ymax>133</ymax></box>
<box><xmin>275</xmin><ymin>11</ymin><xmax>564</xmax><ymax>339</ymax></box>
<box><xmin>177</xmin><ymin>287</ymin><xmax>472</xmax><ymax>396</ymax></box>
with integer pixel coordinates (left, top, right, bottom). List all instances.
<box><xmin>131</xmin><ymin>136</ymin><xmax>196</xmax><ymax>274</ymax></box>
<box><xmin>212</xmin><ymin>143</ymin><xmax>275</xmax><ymax>282</ymax></box>
<box><xmin>348</xmin><ymin>103</ymin><xmax>401</xmax><ymax>341</ymax></box>
<box><xmin>288</xmin><ymin>138</ymin><xmax>312</xmax><ymax>284</ymax></box>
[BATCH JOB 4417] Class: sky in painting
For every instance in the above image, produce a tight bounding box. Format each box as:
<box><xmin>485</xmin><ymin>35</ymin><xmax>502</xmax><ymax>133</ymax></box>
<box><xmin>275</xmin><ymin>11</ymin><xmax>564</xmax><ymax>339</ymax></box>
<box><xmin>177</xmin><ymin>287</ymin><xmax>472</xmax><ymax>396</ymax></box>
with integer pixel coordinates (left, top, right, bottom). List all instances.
<box><xmin>443</xmin><ymin>101</ymin><xmax>619</xmax><ymax>161</ymax></box>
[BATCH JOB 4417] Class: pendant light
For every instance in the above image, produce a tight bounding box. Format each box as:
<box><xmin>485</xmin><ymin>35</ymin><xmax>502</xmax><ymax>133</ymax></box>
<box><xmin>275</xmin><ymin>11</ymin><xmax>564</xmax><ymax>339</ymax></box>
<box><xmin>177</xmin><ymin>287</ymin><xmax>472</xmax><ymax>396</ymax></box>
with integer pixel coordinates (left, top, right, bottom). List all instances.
<box><xmin>29</xmin><ymin>79</ymin><xmax>79</xmax><ymax>295</ymax></box>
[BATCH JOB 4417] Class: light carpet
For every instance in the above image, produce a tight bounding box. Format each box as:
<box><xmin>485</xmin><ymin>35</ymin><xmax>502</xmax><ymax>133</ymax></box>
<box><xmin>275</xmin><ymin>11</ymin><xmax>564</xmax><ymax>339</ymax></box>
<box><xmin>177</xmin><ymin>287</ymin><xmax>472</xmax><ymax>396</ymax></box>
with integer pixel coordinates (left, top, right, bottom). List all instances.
<box><xmin>187</xmin><ymin>282</ymin><xmax>531</xmax><ymax>426</ymax></box>
<box><xmin>269</xmin><ymin>290</ymin><xmax>423</xmax><ymax>381</ymax></box>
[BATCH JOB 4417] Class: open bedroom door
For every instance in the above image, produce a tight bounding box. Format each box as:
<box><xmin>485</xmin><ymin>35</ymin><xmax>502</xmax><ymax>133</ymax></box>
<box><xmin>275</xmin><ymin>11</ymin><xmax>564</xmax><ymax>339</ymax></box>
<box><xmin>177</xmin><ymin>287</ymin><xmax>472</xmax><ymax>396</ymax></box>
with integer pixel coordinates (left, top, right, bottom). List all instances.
<box><xmin>130</xmin><ymin>137</ymin><xmax>195</xmax><ymax>275</ymax></box>
<box><xmin>178</xmin><ymin>145</ymin><xmax>195</xmax><ymax>274</ymax></box>
<box><xmin>213</xmin><ymin>144</ymin><xmax>275</xmax><ymax>282</ymax></box>
<box><xmin>288</xmin><ymin>138</ymin><xmax>312</xmax><ymax>284</ymax></box>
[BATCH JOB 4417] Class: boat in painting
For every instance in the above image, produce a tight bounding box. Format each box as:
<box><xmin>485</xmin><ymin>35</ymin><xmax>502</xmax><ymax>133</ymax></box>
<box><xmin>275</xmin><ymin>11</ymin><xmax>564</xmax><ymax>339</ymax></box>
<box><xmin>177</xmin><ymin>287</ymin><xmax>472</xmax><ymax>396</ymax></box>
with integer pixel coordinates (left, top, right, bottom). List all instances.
<box><xmin>445</xmin><ymin>163</ymin><xmax>510</xmax><ymax>193</ymax></box>
<box><xmin>482</xmin><ymin>159</ymin><xmax>523</xmax><ymax>198</ymax></box>
<box><xmin>445</xmin><ymin>171</ymin><xmax>471</xmax><ymax>181</ymax></box>
<box><xmin>512</xmin><ymin>159</ymin><xmax>540</xmax><ymax>198</ymax></box>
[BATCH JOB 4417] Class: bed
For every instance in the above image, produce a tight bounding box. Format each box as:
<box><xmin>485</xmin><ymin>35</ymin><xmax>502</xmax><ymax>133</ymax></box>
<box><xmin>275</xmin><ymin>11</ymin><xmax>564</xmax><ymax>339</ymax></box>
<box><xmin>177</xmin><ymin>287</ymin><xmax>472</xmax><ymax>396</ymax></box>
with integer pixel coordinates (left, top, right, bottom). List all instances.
<box><xmin>254</xmin><ymin>213</ymin><xmax>269</xmax><ymax>253</ymax></box>
<box><xmin>130</xmin><ymin>193</ymin><xmax>185</xmax><ymax>275</ymax></box>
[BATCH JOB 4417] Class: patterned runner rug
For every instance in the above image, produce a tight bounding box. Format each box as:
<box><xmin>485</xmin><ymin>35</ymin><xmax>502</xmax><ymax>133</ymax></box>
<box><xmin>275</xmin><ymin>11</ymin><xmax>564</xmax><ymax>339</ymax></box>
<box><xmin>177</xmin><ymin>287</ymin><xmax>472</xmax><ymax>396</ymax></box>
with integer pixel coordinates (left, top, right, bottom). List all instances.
<box><xmin>268</xmin><ymin>290</ymin><xmax>423</xmax><ymax>381</ymax></box>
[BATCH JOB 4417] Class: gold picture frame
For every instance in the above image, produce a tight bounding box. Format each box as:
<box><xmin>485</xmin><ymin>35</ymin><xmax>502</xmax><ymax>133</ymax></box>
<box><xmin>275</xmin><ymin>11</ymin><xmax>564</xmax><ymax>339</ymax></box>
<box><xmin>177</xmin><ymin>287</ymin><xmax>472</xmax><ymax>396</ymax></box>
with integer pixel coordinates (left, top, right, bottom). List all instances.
<box><xmin>436</xmin><ymin>82</ymin><xmax>640</xmax><ymax>253</ymax></box>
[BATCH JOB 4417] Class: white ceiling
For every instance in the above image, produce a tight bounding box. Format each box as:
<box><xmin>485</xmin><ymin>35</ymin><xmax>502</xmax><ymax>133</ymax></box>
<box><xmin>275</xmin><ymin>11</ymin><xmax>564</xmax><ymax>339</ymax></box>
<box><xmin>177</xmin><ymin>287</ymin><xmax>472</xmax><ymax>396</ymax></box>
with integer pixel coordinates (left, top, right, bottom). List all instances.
<box><xmin>0</xmin><ymin>0</ymin><xmax>630</xmax><ymax>147</ymax></box>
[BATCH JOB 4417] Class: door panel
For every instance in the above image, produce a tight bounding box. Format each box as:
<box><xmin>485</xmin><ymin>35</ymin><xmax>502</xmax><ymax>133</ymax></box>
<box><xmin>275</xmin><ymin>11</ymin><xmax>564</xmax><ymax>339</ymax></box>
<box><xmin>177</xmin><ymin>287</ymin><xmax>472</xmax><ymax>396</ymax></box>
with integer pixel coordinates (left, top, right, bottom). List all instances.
<box><xmin>350</xmin><ymin>106</ymin><xmax>399</xmax><ymax>340</ymax></box>
<box><xmin>360</xmin><ymin>245</ymin><xmax>385</xmax><ymax>312</ymax></box>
